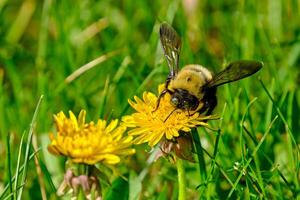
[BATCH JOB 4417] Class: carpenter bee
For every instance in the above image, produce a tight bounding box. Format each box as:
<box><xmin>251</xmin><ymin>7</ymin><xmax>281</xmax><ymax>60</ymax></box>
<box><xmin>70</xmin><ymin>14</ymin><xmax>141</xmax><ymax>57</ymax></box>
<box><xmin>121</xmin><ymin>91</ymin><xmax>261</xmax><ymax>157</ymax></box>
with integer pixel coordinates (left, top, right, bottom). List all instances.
<box><xmin>155</xmin><ymin>23</ymin><xmax>263</xmax><ymax>115</ymax></box>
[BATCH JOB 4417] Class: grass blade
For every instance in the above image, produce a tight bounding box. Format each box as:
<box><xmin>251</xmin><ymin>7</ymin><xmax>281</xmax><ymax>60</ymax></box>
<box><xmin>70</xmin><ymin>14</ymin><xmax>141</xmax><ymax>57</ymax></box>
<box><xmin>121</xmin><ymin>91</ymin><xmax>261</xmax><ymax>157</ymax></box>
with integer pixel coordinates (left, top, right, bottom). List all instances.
<box><xmin>17</xmin><ymin>95</ymin><xmax>43</xmax><ymax>200</ymax></box>
<box><xmin>6</xmin><ymin>133</ymin><xmax>13</xmax><ymax>199</ymax></box>
<box><xmin>65</xmin><ymin>50</ymin><xmax>121</xmax><ymax>83</ymax></box>
<box><xmin>13</xmin><ymin>131</ymin><xmax>25</xmax><ymax>200</ymax></box>
<box><xmin>260</xmin><ymin>79</ymin><xmax>299</xmax><ymax>189</ymax></box>
<box><xmin>201</xmin><ymin>148</ymin><xmax>234</xmax><ymax>188</ymax></box>
<box><xmin>203</xmin><ymin>103</ymin><xmax>226</xmax><ymax>199</ymax></box>
<box><xmin>38</xmin><ymin>158</ymin><xmax>57</xmax><ymax>194</ymax></box>
<box><xmin>192</xmin><ymin>128</ymin><xmax>207</xmax><ymax>184</ymax></box>
<box><xmin>5</xmin><ymin>0</ymin><xmax>36</xmax><ymax>44</ymax></box>
<box><xmin>0</xmin><ymin>150</ymin><xmax>40</xmax><ymax>199</ymax></box>
<box><xmin>259</xmin><ymin>79</ymin><xmax>298</xmax><ymax>152</ymax></box>
<box><xmin>226</xmin><ymin>115</ymin><xmax>278</xmax><ymax>199</ymax></box>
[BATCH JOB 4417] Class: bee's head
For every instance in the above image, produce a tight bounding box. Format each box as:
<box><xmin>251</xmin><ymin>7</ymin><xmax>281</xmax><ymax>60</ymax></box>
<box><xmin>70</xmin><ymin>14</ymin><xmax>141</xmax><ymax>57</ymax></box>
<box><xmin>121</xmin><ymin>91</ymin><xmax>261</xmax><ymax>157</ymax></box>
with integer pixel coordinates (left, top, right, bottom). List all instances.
<box><xmin>171</xmin><ymin>89</ymin><xmax>199</xmax><ymax>110</ymax></box>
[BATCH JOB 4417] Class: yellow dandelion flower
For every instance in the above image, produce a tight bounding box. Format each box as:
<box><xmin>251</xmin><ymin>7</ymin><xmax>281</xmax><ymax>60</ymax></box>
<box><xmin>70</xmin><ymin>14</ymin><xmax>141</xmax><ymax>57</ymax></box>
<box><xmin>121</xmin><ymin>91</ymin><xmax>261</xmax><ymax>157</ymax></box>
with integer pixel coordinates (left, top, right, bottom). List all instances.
<box><xmin>122</xmin><ymin>85</ymin><xmax>214</xmax><ymax>147</ymax></box>
<box><xmin>48</xmin><ymin>110</ymin><xmax>135</xmax><ymax>165</ymax></box>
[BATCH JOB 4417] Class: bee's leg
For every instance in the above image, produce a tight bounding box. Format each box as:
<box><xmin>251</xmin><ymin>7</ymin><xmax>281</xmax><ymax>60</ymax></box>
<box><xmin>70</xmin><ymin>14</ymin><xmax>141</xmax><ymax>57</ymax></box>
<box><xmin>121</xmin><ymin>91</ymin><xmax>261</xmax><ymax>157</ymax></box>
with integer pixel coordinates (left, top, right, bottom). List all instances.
<box><xmin>153</xmin><ymin>89</ymin><xmax>169</xmax><ymax>112</ymax></box>
<box><xmin>153</xmin><ymin>76</ymin><xmax>173</xmax><ymax>112</ymax></box>
<box><xmin>164</xmin><ymin>108</ymin><xmax>178</xmax><ymax>122</ymax></box>
<box><xmin>164</xmin><ymin>74</ymin><xmax>174</xmax><ymax>90</ymax></box>
<box><xmin>187</xmin><ymin>109</ymin><xmax>191</xmax><ymax>116</ymax></box>
<box><xmin>198</xmin><ymin>101</ymin><xmax>208</xmax><ymax>114</ymax></box>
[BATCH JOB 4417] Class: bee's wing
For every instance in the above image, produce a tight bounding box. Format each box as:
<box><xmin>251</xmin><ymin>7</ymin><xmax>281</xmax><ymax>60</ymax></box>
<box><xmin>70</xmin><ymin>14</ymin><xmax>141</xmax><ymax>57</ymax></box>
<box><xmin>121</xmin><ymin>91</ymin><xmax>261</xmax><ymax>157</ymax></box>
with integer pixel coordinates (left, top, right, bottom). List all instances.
<box><xmin>159</xmin><ymin>23</ymin><xmax>182</xmax><ymax>78</ymax></box>
<box><xmin>205</xmin><ymin>60</ymin><xmax>263</xmax><ymax>88</ymax></box>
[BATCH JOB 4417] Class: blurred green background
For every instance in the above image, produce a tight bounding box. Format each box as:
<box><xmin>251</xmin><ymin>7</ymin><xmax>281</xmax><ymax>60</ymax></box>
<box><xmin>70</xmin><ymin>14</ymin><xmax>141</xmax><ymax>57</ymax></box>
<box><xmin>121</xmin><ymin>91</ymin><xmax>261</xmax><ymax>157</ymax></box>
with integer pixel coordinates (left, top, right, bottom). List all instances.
<box><xmin>0</xmin><ymin>0</ymin><xmax>299</xmax><ymax>199</ymax></box>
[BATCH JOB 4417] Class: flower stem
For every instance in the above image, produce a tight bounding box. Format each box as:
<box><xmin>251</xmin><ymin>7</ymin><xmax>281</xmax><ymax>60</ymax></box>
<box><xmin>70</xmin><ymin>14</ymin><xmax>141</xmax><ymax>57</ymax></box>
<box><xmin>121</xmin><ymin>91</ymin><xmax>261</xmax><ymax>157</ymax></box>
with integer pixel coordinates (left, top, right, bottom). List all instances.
<box><xmin>77</xmin><ymin>188</ymin><xmax>85</xmax><ymax>200</ymax></box>
<box><xmin>176</xmin><ymin>158</ymin><xmax>186</xmax><ymax>200</ymax></box>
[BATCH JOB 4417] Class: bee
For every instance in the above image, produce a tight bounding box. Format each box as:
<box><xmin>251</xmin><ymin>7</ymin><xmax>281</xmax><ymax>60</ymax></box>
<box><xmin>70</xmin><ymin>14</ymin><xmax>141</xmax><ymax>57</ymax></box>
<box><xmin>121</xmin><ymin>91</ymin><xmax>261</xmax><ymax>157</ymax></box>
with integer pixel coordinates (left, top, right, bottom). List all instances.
<box><xmin>155</xmin><ymin>23</ymin><xmax>263</xmax><ymax>115</ymax></box>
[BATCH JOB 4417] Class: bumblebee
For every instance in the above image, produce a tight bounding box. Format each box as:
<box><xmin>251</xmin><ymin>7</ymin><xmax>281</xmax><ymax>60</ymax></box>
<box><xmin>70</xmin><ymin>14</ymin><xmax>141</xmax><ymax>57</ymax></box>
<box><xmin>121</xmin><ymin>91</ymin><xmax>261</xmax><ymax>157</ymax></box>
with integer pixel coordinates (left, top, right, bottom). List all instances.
<box><xmin>156</xmin><ymin>23</ymin><xmax>263</xmax><ymax>115</ymax></box>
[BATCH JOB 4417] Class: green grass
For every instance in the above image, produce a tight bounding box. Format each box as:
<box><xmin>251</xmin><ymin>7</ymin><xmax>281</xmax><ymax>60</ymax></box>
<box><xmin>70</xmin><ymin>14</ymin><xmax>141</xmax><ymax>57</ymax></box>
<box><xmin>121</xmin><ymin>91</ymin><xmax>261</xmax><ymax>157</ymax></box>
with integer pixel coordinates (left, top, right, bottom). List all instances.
<box><xmin>0</xmin><ymin>0</ymin><xmax>299</xmax><ymax>199</ymax></box>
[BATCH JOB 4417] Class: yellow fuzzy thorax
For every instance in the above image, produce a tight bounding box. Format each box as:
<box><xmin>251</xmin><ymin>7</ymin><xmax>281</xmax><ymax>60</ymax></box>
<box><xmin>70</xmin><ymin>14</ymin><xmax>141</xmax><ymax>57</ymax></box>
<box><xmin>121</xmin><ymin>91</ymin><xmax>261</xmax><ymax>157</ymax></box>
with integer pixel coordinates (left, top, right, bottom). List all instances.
<box><xmin>169</xmin><ymin>65</ymin><xmax>212</xmax><ymax>99</ymax></box>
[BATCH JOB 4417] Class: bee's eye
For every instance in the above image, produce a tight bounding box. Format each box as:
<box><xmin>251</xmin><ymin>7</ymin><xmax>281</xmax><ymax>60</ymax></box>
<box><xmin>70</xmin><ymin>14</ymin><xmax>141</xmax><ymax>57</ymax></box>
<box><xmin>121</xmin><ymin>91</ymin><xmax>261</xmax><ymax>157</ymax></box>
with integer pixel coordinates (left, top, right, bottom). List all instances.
<box><xmin>171</xmin><ymin>97</ymin><xmax>179</xmax><ymax>106</ymax></box>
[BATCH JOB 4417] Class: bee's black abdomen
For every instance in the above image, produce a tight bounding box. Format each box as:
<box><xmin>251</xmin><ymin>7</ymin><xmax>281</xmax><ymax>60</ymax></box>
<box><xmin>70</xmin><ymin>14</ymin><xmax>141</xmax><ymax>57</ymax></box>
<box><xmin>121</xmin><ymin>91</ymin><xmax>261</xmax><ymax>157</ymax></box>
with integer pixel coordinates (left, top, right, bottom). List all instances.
<box><xmin>199</xmin><ymin>87</ymin><xmax>217</xmax><ymax>115</ymax></box>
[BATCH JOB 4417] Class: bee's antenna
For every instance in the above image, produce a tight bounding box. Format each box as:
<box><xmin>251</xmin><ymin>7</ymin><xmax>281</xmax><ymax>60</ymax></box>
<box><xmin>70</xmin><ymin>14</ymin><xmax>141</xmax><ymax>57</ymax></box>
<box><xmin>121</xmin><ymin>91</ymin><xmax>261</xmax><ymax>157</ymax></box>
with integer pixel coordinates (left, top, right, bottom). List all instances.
<box><xmin>164</xmin><ymin>108</ymin><xmax>178</xmax><ymax>122</ymax></box>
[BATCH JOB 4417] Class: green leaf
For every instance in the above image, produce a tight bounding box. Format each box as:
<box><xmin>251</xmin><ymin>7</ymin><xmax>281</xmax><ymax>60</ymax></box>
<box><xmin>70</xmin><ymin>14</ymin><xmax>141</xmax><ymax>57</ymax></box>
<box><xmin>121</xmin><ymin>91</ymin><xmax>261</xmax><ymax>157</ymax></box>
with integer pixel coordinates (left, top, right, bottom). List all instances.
<box><xmin>157</xmin><ymin>183</ymin><xmax>168</xmax><ymax>200</ymax></box>
<box><xmin>129</xmin><ymin>171</ymin><xmax>142</xmax><ymax>200</ymax></box>
<box><xmin>105</xmin><ymin>175</ymin><xmax>129</xmax><ymax>200</ymax></box>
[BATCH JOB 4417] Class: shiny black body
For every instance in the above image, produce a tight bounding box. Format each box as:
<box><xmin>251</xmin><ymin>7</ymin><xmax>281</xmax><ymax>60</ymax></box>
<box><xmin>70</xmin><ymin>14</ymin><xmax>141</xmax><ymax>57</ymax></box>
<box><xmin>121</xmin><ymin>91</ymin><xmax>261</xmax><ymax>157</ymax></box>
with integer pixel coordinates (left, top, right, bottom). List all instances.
<box><xmin>198</xmin><ymin>87</ymin><xmax>217</xmax><ymax>115</ymax></box>
<box><xmin>169</xmin><ymin>86</ymin><xmax>217</xmax><ymax>115</ymax></box>
<box><xmin>171</xmin><ymin>89</ymin><xmax>200</xmax><ymax>111</ymax></box>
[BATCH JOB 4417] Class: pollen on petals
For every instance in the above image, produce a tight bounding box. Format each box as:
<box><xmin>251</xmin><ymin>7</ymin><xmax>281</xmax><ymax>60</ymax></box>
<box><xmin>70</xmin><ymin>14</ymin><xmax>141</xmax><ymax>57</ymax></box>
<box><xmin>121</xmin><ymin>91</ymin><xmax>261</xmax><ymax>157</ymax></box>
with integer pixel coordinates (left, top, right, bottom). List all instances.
<box><xmin>48</xmin><ymin>110</ymin><xmax>135</xmax><ymax>165</ymax></box>
<box><xmin>122</xmin><ymin>85</ymin><xmax>216</xmax><ymax>147</ymax></box>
